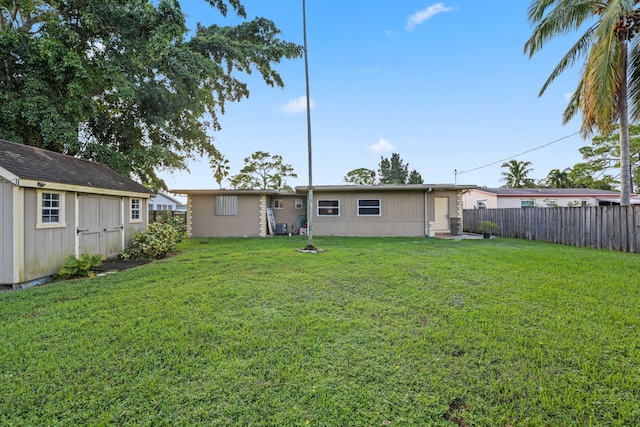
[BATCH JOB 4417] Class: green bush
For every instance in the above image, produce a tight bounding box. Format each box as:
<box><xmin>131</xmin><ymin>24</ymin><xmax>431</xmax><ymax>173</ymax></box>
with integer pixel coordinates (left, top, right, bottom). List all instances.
<box><xmin>56</xmin><ymin>254</ymin><xmax>103</xmax><ymax>280</ymax></box>
<box><xmin>154</xmin><ymin>213</ymin><xmax>187</xmax><ymax>242</ymax></box>
<box><xmin>121</xmin><ymin>222</ymin><xmax>179</xmax><ymax>260</ymax></box>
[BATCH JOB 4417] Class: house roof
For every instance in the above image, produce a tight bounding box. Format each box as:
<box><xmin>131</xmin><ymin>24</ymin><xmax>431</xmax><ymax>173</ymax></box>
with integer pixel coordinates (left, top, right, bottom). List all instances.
<box><xmin>471</xmin><ymin>187</ymin><xmax>624</xmax><ymax>197</ymax></box>
<box><xmin>295</xmin><ymin>184</ymin><xmax>478</xmax><ymax>192</ymax></box>
<box><xmin>0</xmin><ymin>139</ymin><xmax>152</xmax><ymax>195</ymax></box>
<box><xmin>170</xmin><ymin>188</ymin><xmax>298</xmax><ymax>196</ymax></box>
<box><xmin>151</xmin><ymin>192</ymin><xmax>185</xmax><ymax>205</ymax></box>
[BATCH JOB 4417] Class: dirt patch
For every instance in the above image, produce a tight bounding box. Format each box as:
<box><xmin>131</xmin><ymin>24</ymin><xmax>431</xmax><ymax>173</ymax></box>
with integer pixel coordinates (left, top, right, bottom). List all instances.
<box><xmin>444</xmin><ymin>398</ymin><xmax>470</xmax><ymax>427</ymax></box>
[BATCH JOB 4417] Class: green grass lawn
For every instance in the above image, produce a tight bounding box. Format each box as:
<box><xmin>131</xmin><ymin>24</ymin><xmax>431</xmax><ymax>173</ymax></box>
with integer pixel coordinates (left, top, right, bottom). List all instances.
<box><xmin>1</xmin><ymin>237</ymin><xmax>639</xmax><ymax>426</ymax></box>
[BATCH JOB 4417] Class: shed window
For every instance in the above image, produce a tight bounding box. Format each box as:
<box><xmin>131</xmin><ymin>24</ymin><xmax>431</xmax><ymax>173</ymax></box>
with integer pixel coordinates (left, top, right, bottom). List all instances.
<box><xmin>318</xmin><ymin>200</ymin><xmax>340</xmax><ymax>216</ymax></box>
<box><xmin>37</xmin><ymin>190</ymin><xmax>66</xmax><ymax>228</ymax></box>
<box><xmin>130</xmin><ymin>198</ymin><xmax>142</xmax><ymax>222</ymax></box>
<box><xmin>295</xmin><ymin>199</ymin><xmax>304</xmax><ymax>210</ymax></box>
<box><xmin>215</xmin><ymin>195</ymin><xmax>238</xmax><ymax>216</ymax></box>
<box><xmin>357</xmin><ymin>199</ymin><xmax>381</xmax><ymax>216</ymax></box>
<box><xmin>273</xmin><ymin>199</ymin><xmax>284</xmax><ymax>209</ymax></box>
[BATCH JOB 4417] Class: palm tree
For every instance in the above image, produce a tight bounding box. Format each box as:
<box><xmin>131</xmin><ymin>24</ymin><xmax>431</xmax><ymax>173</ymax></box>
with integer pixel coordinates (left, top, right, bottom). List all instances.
<box><xmin>501</xmin><ymin>160</ymin><xmax>535</xmax><ymax>188</ymax></box>
<box><xmin>209</xmin><ymin>150</ymin><xmax>230</xmax><ymax>189</ymax></box>
<box><xmin>524</xmin><ymin>1</ymin><xmax>640</xmax><ymax>206</ymax></box>
<box><xmin>545</xmin><ymin>167</ymin><xmax>574</xmax><ymax>188</ymax></box>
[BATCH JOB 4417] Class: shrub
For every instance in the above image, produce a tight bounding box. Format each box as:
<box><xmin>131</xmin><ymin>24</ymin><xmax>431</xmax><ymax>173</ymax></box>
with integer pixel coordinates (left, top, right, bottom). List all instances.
<box><xmin>154</xmin><ymin>213</ymin><xmax>187</xmax><ymax>242</ymax></box>
<box><xmin>121</xmin><ymin>222</ymin><xmax>179</xmax><ymax>260</ymax></box>
<box><xmin>56</xmin><ymin>254</ymin><xmax>103</xmax><ymax>280</ymax></box>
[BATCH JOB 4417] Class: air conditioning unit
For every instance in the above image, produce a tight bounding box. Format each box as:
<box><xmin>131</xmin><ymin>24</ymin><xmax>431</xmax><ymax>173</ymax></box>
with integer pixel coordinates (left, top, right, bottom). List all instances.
<box><xmin>275</xmin><ymin>223</ymin><xmax>287</xmax><ymax>235</ymax></box>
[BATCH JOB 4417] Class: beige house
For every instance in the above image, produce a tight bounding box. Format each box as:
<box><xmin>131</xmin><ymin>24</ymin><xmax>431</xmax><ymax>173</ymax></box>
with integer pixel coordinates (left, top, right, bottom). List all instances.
<box><xmin>463</xmin><ymin>187</ymin><xmax>639</xmax><ymax>209</ymax></box>
<box><xmin>173</xmin><ymin>184</ymin><xmax>476</xmax><ymax>238</ymax></box>
<box><xmin>0</xmin><ymin>139</ymin><xmax>152</xmax><ymax>287</ymax></box>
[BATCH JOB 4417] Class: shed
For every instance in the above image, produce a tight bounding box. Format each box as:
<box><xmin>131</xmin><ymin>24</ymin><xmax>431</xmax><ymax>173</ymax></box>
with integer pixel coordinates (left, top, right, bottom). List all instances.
<box><xmin>0</xmin><ymin>139</ymin><xmax>152</xmax><ymax>287</ymax></box>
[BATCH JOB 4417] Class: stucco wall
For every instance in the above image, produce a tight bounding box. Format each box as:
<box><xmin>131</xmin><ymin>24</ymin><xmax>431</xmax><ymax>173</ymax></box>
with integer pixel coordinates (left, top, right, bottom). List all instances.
<box><xmin>190</xmin><ymin>194</ymin><xmax>263</xmax><ymax>237</ymax></box>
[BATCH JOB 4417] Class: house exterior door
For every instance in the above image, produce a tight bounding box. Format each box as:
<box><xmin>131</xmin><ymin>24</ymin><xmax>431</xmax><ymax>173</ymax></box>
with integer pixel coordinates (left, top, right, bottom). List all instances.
<box><xmin>434</xmin><ymin>197</ymin><xmax>450</xmax><ymax>232</ymax></box>
<box><xmin>78</xmin><ymin>195</ymin><xmax>123</xmax><ymax>258</ymax></box>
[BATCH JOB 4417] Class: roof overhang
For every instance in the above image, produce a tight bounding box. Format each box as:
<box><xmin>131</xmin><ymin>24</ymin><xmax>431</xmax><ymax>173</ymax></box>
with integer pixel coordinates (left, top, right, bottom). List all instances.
<box><xmin>17</xmin><ymin>179</ymin><xmax>151</xmax><ymax>198</ymax></box>
<box><xmin>295</xmin><ymin>184</ymin><xmax>478</xmax><ymax>193</ymax></box>
<box><xmin>171</xmin><ymin>189</ymin><xmax>298</xmax><ymax>196</ymax></box>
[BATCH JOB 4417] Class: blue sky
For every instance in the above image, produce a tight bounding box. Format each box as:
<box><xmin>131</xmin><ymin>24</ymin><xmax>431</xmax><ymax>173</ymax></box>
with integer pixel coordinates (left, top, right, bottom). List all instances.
<box><xmin>162</xmin><ymin>1</ymin><xmax>587</xmax><ymax>194</ymax></box>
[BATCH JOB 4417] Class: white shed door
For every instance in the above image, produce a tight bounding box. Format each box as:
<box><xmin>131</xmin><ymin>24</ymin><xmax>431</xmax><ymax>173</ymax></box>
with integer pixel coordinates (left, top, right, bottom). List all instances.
<box><xmin>434</xmin><ymin>197</ymin><xmax>450</xmax><ymax>231</ymax></box>
<box><xmin>78</xmin><ymin>195</ymin><xmax>123</xmax><ymax>258</ymax></box>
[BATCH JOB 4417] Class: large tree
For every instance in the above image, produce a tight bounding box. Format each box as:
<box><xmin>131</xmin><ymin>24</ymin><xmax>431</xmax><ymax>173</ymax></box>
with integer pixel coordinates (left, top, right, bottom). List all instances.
<box><xmin>544</xmin><ymin>168</ymin><xmax>573</xmax><ymax>188</ymax></box>
<box><xmin>524</xmin><ymin>1</ymin><xmax>640</xmax><ymax>206</ymax></box>
<box><xmin>500</xmin><ymin>160</ymin><xmax>535</xmax><ymax>188</ymax></box>
<box><xmin>577</xmin><ymin>124</ymin><xmax>640</xmax><ymax>191</ymax></box>
<box><xmin>229</xmin><ymin>151</ymin><xmax>297</xmax><ymax>190</ymax></box>
<box><xmin>0</xmin><ymin>0</ymin><xmax>301</xmax><ymax>189</ymax></box>
<box><xmin>378</xmin><ymin>153</ymin><xmax>409</xmax><ymax>184</ymax></box>
<box><xmin>343</xmin><ymin>168</ymin><xmax>376</xmax><ymax>185</ymax></box>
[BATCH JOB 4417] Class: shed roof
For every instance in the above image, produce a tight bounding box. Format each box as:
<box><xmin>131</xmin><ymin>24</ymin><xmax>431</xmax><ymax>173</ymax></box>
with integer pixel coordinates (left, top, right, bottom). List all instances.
<box><xmin>0</xmin><ymin>139</ymin><xmax>151</xmax><ymax>195</ymax></box>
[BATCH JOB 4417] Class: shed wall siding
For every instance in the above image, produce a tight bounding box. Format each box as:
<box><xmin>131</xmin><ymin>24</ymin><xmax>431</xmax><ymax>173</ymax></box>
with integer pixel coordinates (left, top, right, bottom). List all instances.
<box><xmin>0</xmin><ymin>180</ymin><xmax>13</xmax><ymax>284</ymax></box>
<box><xmin>312</xmin><ymin>191</ymin><xmax>426</xmax><ymax>237</ymax></box>
<box><xmin>124</xmin><ymin>196</ymin><xmax>148</xmax><ymax>243</ymax></box>
<box><xmin>190</xmin><ymin>194</ymin><xmax>262</xmax><ymax>237</ymax></box>
<box><xmin>23</xmin><ymin>189</ymin><xmax>76</xmax><ymax>281</ymax></box>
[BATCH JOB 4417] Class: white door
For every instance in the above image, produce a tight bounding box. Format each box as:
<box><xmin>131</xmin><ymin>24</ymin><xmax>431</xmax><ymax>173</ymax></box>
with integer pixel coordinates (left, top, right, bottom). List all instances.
<box><xmin>78</xmin><ymin>195</ymin><xmax>123</xmax><ymax>258</ymax></box>
<box><xmin>434</xmin><ymin>197</ymin><xmax>450</xmax><ymax>231</ymax></box>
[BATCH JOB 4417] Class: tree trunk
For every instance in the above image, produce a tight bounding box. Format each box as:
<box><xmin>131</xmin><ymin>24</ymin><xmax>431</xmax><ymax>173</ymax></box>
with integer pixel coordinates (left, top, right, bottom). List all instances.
<box><xmin>619</xmin><ymin>41</ymin><xmax>631</xmax><ymax>206</ymax></box>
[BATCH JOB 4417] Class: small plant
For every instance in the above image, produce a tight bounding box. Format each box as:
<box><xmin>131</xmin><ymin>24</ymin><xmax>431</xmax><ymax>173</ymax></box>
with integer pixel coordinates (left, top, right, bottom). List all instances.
<box><xmin>121</xmin><ymin>222</ymin><xmax>180</xmax><ymax>260</ymax></box>
<box><xmin>56</xmin><ymin>254</ymin><xmax>103</xmax><ymax>280</ymax></box>
<box><xmin>479</xmin><ymin>221</ymin><xmax>499</xmax><ymax>236</ymax></box>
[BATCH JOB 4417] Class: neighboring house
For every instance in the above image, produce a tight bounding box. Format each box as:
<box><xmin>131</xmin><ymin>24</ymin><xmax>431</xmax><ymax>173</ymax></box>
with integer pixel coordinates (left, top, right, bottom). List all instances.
<box><xmin>463</xmin><ymin>187</ymin><xmax>640</xmax><ymax>209</ymax></box>
<box><xmin>0</xmin><ymin>139</ymin><xmax>152</xmax><ymax>287</ymax></box>
<box><xmin>149</xmin><ymin>192</ymin><xmax>186</xmax><ymax>212</ymax></box>
<box><xmin>172</xmin><ymin>184</ymin><xmax>476</xmax><ymax>238</ymax></box>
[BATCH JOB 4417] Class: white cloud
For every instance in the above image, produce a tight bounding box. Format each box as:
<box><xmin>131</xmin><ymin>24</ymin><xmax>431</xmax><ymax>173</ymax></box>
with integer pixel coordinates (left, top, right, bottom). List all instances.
<box><xmin>368</xmin><ymin>138</ymin><xmax>396</xmax><ymax>154</ymax></box>
<box><xmin>277</xmin><ymin>96</ymin><xmax>315</xmax><ymax>114</ymax></box>
<box><xmin>406</xmin><ymin>3</ymin><xmax>454</xmax><ymax>31</ymax></box>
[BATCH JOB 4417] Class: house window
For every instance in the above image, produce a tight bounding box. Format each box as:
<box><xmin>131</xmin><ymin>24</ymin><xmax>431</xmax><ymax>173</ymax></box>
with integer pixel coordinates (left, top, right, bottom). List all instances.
<box><xmin>37</xmin><ymin>190</ymin><xmax>66</xmax><ymax>228</ymax></box>
<box><xmin>581</xmin><ymin>200</ymin><xmax>589</xmax><ymax>207</ymax></box>
<box><xmin>273</xmin><ymin>199</ymin><xmax>284</xmax><ymax>209</ymax></box>
<box><xmin>295</xmin><ymin>199</ymin><xmax>303</xmax><ymax>210</ymax></box>
<box><xmin>521</xmin><ymin>200</ymin><xmax>535</xmax><ymax>208</ymax></box>
<box><xmin>477</xmin><ymin>201</ymin><xmax>487</xmax><ymax>209</ymax></box>
<box><xmin>318</xmin><ymin>200</ymin><xmax>340</xmax><ymax>216</ymax></box>
<box><xmin>215</xmin><ymin>195</ymin><xmax>238</xmax><ymax>216</ymax></box>
<box><xmin>130</xmin><ymin>198</ymin><xmax>142</xmax><ymax>222</ymax></box>
<box><xmin>358</xmin><ymin>199</ymin><xmax>381</xmax><ymax>216</ymax></box>
<box><xmin>545</xmin><ymin>199</ymin><xmax>558</xmax><ymax>207</ymax></box>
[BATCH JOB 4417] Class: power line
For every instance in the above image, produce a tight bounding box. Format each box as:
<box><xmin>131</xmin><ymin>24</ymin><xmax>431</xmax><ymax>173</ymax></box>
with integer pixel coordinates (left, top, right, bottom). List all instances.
<box><xmin>456</xmin><ymin>131</ymin><xmax>581</xmax><ymax>175</ymax></box>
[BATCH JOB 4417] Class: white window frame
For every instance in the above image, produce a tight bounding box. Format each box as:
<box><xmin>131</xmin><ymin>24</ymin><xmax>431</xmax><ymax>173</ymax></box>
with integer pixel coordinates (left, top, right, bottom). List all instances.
<box><xmin>36</xmin><ymin>190</ymin><xmax>66</xmax><ymax>229</ymax></box>
<box><xmin>357</xmin><ymin>199</ymin><xmax>381</xmax><ymax>216</ymax></box>
<box><xmin>581</xmin><ymin>200</ymin><xmax>589</xmax><ymax>207</ymax></box>
<box><xmin>477</xmin><ymin>201</ymin><xmax>487</xmax><ymax>209</ymax></box>
<box><xmin>130</xmin><ymin>198</ymin><xmax>143</xmax><ymax>223</ymax></box>
<box><xmin>295</xmin><ymin>199</ymin><xmax>304</xmax><ymax>210</ymax></box>
<box><xmin>273</xmin><ymin>199</ymin><xmax>284</xmax><ymax>209</ymax></box>
<box><xmin>318</xmin><ymin>199</ymin><xmax>340</xmax><ymax>216</ymax></box>
<box><xmin>545</xmin><ymin>199</ymin><xmax>558</xmax><ymax>207</ymax></box>
<box><xmin>521</xmin><ymin>200</ymin><xmax>535</xmax><ymax>208</ymax></box>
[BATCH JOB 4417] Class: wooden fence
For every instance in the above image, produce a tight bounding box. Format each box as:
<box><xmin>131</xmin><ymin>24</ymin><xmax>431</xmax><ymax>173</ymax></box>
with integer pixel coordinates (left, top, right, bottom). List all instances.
<box><xmin>463</xmin><ymin>206</ymin><xmax>640</xmax><ymax>254</ymax></box>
